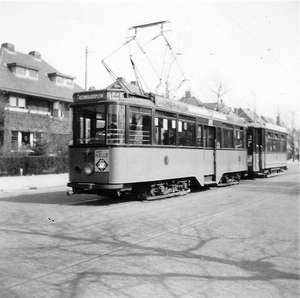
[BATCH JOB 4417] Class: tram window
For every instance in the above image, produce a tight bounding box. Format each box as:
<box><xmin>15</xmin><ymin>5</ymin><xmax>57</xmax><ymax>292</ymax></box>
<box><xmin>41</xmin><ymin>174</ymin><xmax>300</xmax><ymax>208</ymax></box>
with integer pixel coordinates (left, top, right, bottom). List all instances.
<box><xmin>178</xmin><ymin>116</ymin><xmax>195</xmax><ymax>146</ymax></box>
<box><xmin>94</xmin><ymin>112</ymin><xmax>105</xmax><ymax>142</ymax></box>
<box><xmin>129</xmin><ymin>107</ymin><xmax>151</xmax><ymax>145</ymax></box>
<box><xmin>281</xmin><ymin>137</ymin><xmax>287</xmax><ymax>152</ymax></box>
<box><xmin>77</xmin><ymin>116</ymin><xmax>91</xmax><ymax>144</ymax></box>
<box><xmin>247</xmin><ymin>132</ymin><xmax>253</xmax><ymax>154</ymax></box>
<box><xmin>107</xmin><ymin>105</ymin><xmax>125</xmax><ymax>144</ymax></box>
<box><xmin>204</xmin><ymin>126</ymin><xmax>215</xmax><ymax>148</ymax></box>
<box><xmin>216</xmin><ymin>127</ymin><xmax>221</xmax><ymax>148</ymax></box>
<box><xmin>266</xmin><ymin>136</ymin><xmax>272</xmax><ymax>152</ymax></box>
<box><xmin>234</xmin><ymin>128</ymin><xmax>244</xmax><ymax>148</ymax></box>
<box><xmin>74</xmin><ymin>105</ymin><xmax>106</xmax><ymax>145</ymax></box>
<box><xmin>273</xmin><ymin>139</ymin><xmax>280</xmax><ymax>152</ymax></box>
<box><xmin>155</xmin><ymin>111</ymin><xmax>176</xmax><ymax>145</ymax></box>
<box><xmin>197</xmin><ymin>125</ymin><xmax>203</xmax><ymax>147</ymax></box>
<box><xmin>85</xmin><ymin>118</ymin><xmax>91</xmax><ymax>141</ymax></box>
<box><xmin>223</xmin><ymin>128</ymin><xmax>233</xmax><ymax>148</ymax></box>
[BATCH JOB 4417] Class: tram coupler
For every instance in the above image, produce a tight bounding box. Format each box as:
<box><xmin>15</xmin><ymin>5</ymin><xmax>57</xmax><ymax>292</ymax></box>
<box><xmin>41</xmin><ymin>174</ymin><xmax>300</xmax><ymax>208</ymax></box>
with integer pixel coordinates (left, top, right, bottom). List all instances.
<box><xmin>67</xmin><ymin>189</ymin><xmax>84</xmax><ymax>196</ymax></box>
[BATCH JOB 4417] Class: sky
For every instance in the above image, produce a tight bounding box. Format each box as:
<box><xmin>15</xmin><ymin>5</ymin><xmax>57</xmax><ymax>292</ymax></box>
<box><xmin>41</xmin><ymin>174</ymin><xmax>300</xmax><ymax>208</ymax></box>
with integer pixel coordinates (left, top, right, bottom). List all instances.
<box><xmin>0</xmin><ymin>0</ymin><xmax>299</xmax><ymax>128</ymax></box>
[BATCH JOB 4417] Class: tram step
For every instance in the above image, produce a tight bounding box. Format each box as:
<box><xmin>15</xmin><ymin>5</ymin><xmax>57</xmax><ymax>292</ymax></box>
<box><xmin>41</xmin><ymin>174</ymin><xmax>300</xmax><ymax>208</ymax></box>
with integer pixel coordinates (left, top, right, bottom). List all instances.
<box><xmin>204</xmin><ymin>181</ymin><xmax>217</xmax><ymax>185</ymax></box>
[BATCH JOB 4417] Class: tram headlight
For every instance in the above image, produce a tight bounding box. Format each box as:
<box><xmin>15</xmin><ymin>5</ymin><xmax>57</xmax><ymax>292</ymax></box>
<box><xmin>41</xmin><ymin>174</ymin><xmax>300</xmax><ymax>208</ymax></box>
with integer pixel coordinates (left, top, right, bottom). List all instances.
<box><xmin>83</xmin><ymin>163</ymin><xmax>94</xmax><ymax>175</ymax></box>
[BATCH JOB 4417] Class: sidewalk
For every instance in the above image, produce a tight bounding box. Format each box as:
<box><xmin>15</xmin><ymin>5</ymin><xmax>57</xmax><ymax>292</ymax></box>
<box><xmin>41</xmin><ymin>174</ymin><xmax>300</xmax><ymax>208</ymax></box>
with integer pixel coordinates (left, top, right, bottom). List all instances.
<box><xmin>0</xmin><ymin>173</ymin><xmax>69</xmax><ymax>192</ymax></box>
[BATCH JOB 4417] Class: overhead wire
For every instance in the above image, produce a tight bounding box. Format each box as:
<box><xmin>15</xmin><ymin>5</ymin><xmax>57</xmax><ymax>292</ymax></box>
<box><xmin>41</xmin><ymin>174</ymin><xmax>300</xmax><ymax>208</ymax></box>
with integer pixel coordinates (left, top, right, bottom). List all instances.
<box><xmin>211</xmin><ymin>1</ymin><xmax>298</xmax><ymax>82</ymax></box>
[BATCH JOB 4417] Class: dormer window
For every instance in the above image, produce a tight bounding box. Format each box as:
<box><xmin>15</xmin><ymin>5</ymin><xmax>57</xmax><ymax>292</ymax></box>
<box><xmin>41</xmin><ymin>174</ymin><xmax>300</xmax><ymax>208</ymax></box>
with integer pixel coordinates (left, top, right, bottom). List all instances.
<box><xmin>29</xmin><ymin>69</ymin><xmax>38</xmax><ymax>78</ymax></box>
<box><xmin>66</xmin><ymin>78</ymin><xmax>73</xmax><ymax>86</ymax></box>
<box><xmin>7</xmin><ymin>62</ymin><xmax>39</xmax><ymax>80</ymax></box>
<box><xmin>48</xmin><ymin>72</ymin><xmax>75</xmax><ymax>88</ymax></box>
<box><xmin>17</xmin><ymin>66</ymin><xmax>26</xmax><ymax>76</ymax></box>
<box><xmin>56</xmin><ymin>76</ymin><xmax>64</xmax><ymax>84</ymax></box>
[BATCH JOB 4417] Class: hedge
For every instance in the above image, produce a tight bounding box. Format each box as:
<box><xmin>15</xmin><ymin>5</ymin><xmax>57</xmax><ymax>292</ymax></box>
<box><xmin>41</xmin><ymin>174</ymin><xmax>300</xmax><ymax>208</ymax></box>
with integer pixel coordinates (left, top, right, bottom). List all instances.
<box><xmin>0</xmin><ymin>155</ymin><xmax>69</xmax><ymax>176</ymax></box>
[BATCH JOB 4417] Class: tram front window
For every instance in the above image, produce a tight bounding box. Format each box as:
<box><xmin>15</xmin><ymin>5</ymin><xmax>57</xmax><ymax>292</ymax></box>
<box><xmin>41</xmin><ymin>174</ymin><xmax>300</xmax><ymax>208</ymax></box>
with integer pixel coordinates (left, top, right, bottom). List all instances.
<box><xmin>107</xmin><ymin>105</ymin><xmax>125</xmax><ymax>144</ymax></box>
<box><xmin>74</xmin><ymin>105</ymin><xmax>106</xmax><ymax>144</ymax></box>
<box><xmin>74</xmin><ymin>104</ymin><xmax>125</xmax><ymax>145</ymax></box>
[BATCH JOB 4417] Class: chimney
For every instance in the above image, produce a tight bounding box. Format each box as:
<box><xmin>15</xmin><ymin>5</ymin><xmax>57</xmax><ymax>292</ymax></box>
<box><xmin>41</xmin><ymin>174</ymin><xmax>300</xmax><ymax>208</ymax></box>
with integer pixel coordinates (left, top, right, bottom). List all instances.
<box><xmin>117</xmin><ymin>77</ymin><xmax>126</xmax><ymax>83</ymax></box>
<box><xmin>130</xmin><ymin>81</ymin><xmax>139</xmax><ymax>86</ymax></box>
<box><xmin>185</xmin><ymin>90</ymin><xmax>191</xmax><ymax>98</ymax></box>
<box><xmin>1</xmin><ymin>43</ymin><xmax>15</xmax><ymax>52</ymax></box>
<box><xmin>276</xmin><ymin>113</ymin><xmax>281</xmax><ymax>126</ymax></box>
<box><xmin>29</xmin><ymin>51</ymin><xmax>41</xmax><ymax>59</ymax></box>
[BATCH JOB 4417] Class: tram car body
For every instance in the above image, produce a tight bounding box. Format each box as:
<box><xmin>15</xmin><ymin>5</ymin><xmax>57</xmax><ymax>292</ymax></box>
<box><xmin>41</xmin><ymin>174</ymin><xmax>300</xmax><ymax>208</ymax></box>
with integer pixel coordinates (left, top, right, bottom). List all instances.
<box><xmin>67</xmin><ymin>88</ymin><xmax>248</xmax><ymax>198</ymax></box>
<box><xmin>247</xmin><ymin>122</ymin><xmax>288</xmax><ymax>177</ymax></box>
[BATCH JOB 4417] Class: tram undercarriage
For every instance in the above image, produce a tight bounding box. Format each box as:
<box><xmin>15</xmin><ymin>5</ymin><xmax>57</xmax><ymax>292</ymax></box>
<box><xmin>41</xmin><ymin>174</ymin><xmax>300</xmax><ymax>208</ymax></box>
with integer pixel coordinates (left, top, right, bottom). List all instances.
<box><xmin>251</xmin><ymin>167</ymin><xmax>286</xmax><ymax>178</ymax></box>
<box><xmin>68</xmin><ymin>172</ymin><xmax>244</xmax><ymax>200</ymax></box>
<box><xmin>129</xmin><ymin>179</ymin><xmax>192</xmax><ymax>200</ymax></box>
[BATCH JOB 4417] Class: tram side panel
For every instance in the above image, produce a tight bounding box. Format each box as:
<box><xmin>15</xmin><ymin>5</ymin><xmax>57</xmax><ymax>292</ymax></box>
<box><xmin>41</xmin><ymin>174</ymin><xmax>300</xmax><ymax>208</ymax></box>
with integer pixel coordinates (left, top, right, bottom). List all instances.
<box><xmin>109</xmin><ymin>147</ymin><xmax>207</xmax><ymax>186</ymax></box>
<box><xmin>215</xmin><ymin>149</ymin><xmax>247</xmax><ymax>183</ymax></box>
<box><xmin>264</xmin><ymin>151</ymin><xmax>287</xmax><ymax>169</ymax></box>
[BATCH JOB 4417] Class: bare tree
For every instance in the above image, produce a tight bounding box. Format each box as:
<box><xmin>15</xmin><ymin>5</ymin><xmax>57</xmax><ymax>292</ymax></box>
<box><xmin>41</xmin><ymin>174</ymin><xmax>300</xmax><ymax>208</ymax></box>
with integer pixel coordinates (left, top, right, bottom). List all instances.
<box><xmin>210</xmin><ymin>81</ymin><xmax>229</xmax><ymax>111</ymax></box>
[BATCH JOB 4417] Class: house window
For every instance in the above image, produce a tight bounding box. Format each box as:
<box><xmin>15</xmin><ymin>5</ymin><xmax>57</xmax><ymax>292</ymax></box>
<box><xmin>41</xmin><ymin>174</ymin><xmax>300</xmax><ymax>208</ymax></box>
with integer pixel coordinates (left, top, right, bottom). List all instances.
<box><xmin>11</xmin><ymin>131</ymin><xmax>18</xmax><ymax>151</ymax></box>
<box><xmin>14</xmin><ymin>66</ymin><xmax>38</xmax><ymax>79</ymax></box>
<box><xmin>29</xmin><ymin>69</ymin><xmax>38</xmax><ymax>78</ymax></box>
<box><xmin>9</xmin><ymin>96</ymin><xmax>26</xmax><ymax>108</ymax></box>
<box><xmin>52</xmin><ymin>101</ymin><xmax>64</xmax><ymax>117</ymax></box>
<box><xmin>56</xmin><ymin>76</ymin><xmax>64</xmax><ymax>84</ymax></box>
<box><xmin>66</xmin><ymin>78</ymin><xmax>73</xmax><ymax>86</ymax></box>
<box><xmin>17</xmin><ymin>67</ymin><xmax>26</xmax><ymax>76</ymax></box>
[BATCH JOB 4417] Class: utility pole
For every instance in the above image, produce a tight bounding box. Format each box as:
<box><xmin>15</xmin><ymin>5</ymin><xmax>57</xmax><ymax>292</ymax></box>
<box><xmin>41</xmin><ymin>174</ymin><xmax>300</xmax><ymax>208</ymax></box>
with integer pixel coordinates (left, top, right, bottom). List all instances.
<box><xmin>292</xmin><ymin>110</ymin><xmax>295</xmax><ymax>162</ymax></box>
<box><xmin>85</xmin><ymin>47</ymin><xmax>88</xmax><ymax>91</ymax></box>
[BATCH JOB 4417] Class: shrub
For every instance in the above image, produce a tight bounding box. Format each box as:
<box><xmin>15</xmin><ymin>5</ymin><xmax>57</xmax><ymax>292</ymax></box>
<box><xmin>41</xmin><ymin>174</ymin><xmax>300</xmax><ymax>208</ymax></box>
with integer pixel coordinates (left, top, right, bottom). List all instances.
<box><xmin>0</xmin><ymin>155</ymin><xmax>69</xmax><ymax>176</ymax></box>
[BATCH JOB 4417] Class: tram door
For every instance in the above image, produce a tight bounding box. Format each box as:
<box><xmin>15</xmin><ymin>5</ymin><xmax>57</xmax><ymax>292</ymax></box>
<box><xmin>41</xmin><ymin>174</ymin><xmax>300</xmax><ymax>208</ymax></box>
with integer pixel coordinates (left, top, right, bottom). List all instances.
<box><xmin>247</xmin><ymin>127</ymin><xmax>263</xmax><ymax>172</ymax></box>
<box><xmin>203</xmin><ymin>125</ymin><xmax>216</xmax><ymax>179</ymax></box>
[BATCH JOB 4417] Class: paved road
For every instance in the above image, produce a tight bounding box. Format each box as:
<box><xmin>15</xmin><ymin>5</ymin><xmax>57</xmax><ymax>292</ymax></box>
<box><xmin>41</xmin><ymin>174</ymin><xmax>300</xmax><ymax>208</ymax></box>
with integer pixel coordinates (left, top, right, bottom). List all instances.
<box><xmin>0</xmin><ymin>162</ymin><xmax>299</xmax><ymax>298</ymax></box>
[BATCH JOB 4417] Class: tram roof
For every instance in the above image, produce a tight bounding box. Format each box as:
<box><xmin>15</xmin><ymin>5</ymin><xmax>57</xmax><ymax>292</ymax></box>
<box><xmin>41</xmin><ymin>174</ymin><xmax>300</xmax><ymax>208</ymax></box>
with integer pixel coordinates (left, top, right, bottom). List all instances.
<box><xmin>247</xmin><ymin>122</ymin><xmax>288</xmax><ymax>134</ymax></box>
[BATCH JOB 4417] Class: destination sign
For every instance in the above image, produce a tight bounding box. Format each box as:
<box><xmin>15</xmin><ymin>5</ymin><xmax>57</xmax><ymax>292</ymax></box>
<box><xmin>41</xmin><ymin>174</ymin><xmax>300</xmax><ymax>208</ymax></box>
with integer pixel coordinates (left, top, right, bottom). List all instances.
<box><xmin>75</xmin><ymin>92</ymin><xmax>105</xmax><ymax>101</ymax></box>
<box><xmin>155</xmin><ymin>95</ymin><xmax>227</xmax><ymax>121</ymax></box>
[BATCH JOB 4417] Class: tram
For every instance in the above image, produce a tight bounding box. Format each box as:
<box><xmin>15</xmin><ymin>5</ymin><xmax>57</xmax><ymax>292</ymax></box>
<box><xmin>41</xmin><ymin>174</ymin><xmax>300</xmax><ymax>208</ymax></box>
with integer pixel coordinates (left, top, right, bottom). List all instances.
<box><xmin>67</xmin><ymin>84</ymin><xmax>248</xmax><ymax>199</ymax></box>
<box><xmin>247</xmin><ymin>122</ymin><xmax>288</xmax><ymax>177</ymax></box>
<box><xmin>67</xmin><ymin>20</ymin><xmax>288</xmax><ymax>199</ymax></box>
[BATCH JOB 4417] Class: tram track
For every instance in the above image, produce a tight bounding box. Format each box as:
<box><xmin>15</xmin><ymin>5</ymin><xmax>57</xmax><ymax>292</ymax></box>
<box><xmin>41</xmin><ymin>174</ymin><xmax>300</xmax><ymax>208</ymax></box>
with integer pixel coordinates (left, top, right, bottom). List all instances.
<box><xmin>1</xmin><ymin>195</ymin><xmax>268</xmax><ymax>292</ymax></box>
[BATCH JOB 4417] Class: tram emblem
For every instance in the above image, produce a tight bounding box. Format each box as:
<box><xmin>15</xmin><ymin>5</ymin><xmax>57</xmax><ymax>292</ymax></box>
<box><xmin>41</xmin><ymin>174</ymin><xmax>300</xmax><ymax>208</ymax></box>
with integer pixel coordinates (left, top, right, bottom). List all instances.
<box><xmin>94</xmin><ymin>150</ymin><xmax>109</xmax><ymax>172</ymax></box>
<box><xmin>96</xmin><ymin>159</ymin><xmax>108</xmax><ymax>171</ymax></box>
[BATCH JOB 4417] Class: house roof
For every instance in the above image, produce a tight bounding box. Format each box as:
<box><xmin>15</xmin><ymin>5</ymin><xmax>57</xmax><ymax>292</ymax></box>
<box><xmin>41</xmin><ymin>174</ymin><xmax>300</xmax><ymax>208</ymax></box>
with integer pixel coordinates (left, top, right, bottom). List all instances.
<box><xmin>237</xmin><ymin>108</ymin><xmax>279</xmax><ymax>125</ymax></box>
<box><xmin>202</xmin><ymin>100</ymin><xmax>232</xmax><ymax>114</ymax></box>
<box><xmin>261</xmin><ymin>115</ymin><xmax>276</xmax><ymax>125</ymax></box>
<box><xmin>105</xmin><ymin>77</ymin><xmax>144</xmax><ymax>95</ymax></box>
<box><xmin>178</xmin><ymin>96</ymin><xmax>203</xmax><ymax>106</ymax></box>
<box><xmin>0</xmin><ymin>43</ymin><xmax>84</xmax><ymax>102</ymax></box>
<box><xmin>237</xmin><ymin>108</ymin><xmax>257</xmax><ymax>122</ymax></box>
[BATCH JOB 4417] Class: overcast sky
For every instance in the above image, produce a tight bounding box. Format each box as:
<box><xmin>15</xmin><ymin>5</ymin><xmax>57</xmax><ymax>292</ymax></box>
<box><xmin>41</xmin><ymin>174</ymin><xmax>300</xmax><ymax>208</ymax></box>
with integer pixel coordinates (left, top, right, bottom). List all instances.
<box><xmin>0</xmin><ymin>0</ymin><xmax>299</xmax><ymax>128</ymax></box>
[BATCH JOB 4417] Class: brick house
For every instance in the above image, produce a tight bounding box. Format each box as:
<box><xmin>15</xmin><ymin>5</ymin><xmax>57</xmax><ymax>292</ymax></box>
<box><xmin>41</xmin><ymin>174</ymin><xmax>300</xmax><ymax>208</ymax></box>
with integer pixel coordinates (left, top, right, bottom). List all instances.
<box><xmin>0</xmin><ymin>43</ymin><xmax>84</xmax><ymax>155</ymax></box>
